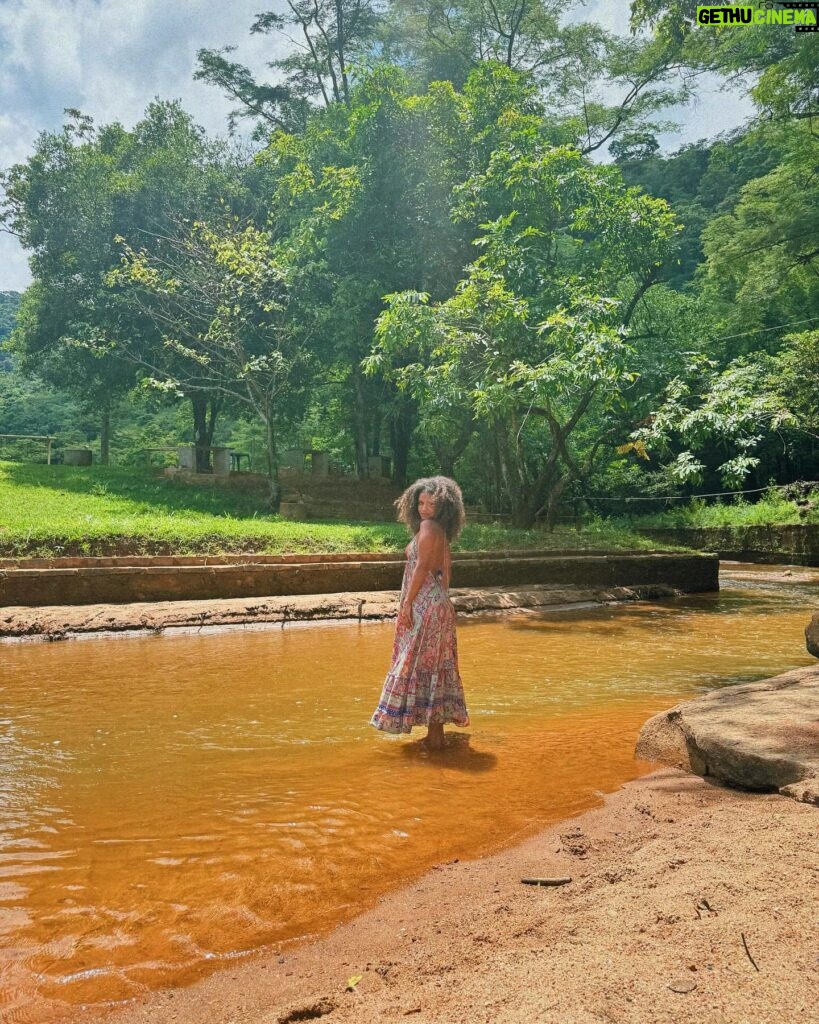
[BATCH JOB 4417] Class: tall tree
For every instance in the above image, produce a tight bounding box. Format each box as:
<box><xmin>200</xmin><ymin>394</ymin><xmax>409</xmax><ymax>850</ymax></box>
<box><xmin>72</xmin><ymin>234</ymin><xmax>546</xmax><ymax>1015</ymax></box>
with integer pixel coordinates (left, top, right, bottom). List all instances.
<box><xmin>369</xmin><ymin>79</ymin><xmax>680</xmax><ymax>525</ymax></box>
<box><xmin>380</xmin><ymin>0</ymin><xmax>691</xmax><ymax>154</ymax></box>
<box><xmin>110</xmin><ymin>218</ymin><xmax>313</xmax><ymax>504</ymax></box>
<box><xmin>196</xmin><ymin>0</ymin><xmax>385</xmax><ymax>137</ymax></box>
<box><xmin>1</xmin><ymin>102</ymin><xmax>242</xmax><ymax>464</ymax></box>
<box><xmin>631</xmin><ymin>0</ymin><xmax>818</xmax><ymax>125</ymax></box>
<box><xmin>264</xmin><ymin>65</ymin><xmax>472</xmax><ymax>479</ymax></box>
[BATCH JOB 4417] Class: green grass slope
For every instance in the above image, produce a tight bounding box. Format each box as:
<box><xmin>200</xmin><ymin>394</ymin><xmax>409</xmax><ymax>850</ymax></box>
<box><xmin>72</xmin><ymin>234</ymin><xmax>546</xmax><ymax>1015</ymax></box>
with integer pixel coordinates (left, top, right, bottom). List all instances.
<box><xmin>0</xmin><ymin>462</ymin><xmax>657</xmax><ymax>557</ymax></box>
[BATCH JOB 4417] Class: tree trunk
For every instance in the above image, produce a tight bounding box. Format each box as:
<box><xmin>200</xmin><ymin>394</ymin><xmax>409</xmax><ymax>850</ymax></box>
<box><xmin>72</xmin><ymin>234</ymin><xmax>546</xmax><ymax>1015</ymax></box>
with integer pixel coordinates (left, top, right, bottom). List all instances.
<box><xmin>99</xmin><ymin>396</ymin><xmax>111</xmax><ymax>466</ymax></box>
<box><xmin>350</xmin><ymin>367</ymin><xmax>369</xmax><ymax>478</ymax></box>
<box><xmin>542</xmin><ymin>476</ymin><xmax>567</xmax><ymax>532</ymax></box>
<box><xmin>192</xmin><ymin>394</ymin><xmax>210</xmax><ymax>472</ymax></box>
<box><xmin>264</xmin><ymin>409</ymin><xmax>280</xmax><ymax>509</ymax></box>
<box><xmin>371</xmin><ymin>403</ymin><xmax>382</xmax><ymax>458</ymax></box>
<box><xmin>390</xmin><ymin>397</ymin><xmax>416</xmax><ymax>488</ymax></box>
<box><xmin>434</xmin><ymin>416</ymin><xmax>474</xmax><ymax>478</ymax></box>
<box><xmin>479</xmin><ymin>424</ymin><xmax>504</xmax><ymax>514</ymax></box>
<box><xmin>495</xmin><ymin>424</ymin><xmax>528</xmax><ymax>526</ymax></box>
<box><xmin>191</xmin><ymin>394</ymin><xmax>220</xmax><ymax>473</ymax></box>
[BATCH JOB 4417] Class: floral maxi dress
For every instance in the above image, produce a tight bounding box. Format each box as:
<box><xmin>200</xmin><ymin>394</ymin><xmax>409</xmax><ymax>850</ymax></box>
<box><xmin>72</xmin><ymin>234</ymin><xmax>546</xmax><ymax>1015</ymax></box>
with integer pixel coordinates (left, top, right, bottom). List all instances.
<box><xmin>370</xmin><ymin>535</ymin><xmax>469</xmax><ymax>733</ymax></box>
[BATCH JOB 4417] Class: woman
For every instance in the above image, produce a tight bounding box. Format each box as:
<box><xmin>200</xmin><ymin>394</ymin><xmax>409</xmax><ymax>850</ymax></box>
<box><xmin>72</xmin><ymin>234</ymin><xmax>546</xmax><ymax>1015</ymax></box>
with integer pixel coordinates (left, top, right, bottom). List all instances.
<box><xmin>370</xmin><ymin>476</ymin><xmax>469</xmax><ymax>750</ymax></box>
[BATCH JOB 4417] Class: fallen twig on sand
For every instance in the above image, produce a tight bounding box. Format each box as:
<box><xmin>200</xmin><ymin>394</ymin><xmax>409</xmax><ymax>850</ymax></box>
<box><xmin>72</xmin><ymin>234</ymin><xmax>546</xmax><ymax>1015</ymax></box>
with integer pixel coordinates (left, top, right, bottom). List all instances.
<box><xmin>520</xmin><ymin>877</ymin><xmax>572</xmax><ymax>887</ymax></box>
<box><xmin>741</xmin><ymin>931</ymin><xmax>760</xmax><ymax>972</ymax></box>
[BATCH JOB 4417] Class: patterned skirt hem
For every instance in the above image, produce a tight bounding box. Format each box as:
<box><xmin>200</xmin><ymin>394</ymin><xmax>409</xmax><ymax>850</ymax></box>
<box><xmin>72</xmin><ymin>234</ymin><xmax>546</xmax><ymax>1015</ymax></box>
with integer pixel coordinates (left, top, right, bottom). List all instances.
<box><xmin>370</xmin><ymin>708</ymin><xmax>470</xmax><ymax>734</ymax></box>
<box><xmin>370</xmin><ymin>664</ymin><xmax>469</xmax><ymax>733</ymax></box>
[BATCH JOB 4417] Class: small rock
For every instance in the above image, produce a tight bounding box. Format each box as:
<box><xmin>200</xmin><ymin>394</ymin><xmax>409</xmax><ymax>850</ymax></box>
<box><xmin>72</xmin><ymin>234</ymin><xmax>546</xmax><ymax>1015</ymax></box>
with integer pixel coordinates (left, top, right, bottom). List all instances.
<box><xmin>668</xmin><ymin>979</ymin><xmax>697</xmax><ymax>994</ymax></box>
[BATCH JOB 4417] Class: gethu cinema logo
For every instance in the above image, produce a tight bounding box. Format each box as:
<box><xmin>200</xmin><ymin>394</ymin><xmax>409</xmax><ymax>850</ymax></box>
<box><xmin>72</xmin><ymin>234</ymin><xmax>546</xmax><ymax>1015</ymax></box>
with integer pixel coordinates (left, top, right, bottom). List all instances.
<box><xmin>696</xmin><ymin>4</ymin><xmax>818</xmax><ymax>27</ymax></box>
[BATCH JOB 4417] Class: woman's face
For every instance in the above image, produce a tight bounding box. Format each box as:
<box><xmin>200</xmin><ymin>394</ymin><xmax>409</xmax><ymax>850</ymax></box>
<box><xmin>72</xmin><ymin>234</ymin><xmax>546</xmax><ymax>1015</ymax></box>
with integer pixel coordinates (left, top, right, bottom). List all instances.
<box><xmin>417</xmin><ymin>491</ymin><xmax>438</xmax><ymax>521</ymax></box>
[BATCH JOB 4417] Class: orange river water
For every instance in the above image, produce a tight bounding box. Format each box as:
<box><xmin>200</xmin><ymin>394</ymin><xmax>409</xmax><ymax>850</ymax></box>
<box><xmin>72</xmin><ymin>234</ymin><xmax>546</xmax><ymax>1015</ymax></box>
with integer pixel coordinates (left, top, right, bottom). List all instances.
<box><xmin>0</xmin><ymin>564</ymin><xmax>816</xmax><ymax>1022</ymax></box>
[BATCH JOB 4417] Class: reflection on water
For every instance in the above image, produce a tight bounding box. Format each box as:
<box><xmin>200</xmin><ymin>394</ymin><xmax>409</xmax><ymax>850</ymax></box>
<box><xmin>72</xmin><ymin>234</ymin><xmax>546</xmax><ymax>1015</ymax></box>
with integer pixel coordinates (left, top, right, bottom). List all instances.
<box><xmin>0</xmin><ymin>566</ymin><xmax>815</xmax><ymax>1021</ymax></box>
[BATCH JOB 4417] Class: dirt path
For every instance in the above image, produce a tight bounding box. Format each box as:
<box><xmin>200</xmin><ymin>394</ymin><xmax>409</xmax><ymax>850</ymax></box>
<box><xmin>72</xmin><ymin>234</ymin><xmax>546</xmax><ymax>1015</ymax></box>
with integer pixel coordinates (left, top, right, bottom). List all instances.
<box><xmin>85</xmin><ymin>769</ymin><xmax>817</xmax><ymax>1024</ymax></box>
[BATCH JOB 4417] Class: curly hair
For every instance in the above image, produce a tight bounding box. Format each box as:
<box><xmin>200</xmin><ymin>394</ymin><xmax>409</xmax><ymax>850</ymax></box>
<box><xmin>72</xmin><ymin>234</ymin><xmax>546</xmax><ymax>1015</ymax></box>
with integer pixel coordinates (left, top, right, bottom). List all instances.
<box><xmin>394</xmin><ymin>476</ymin><xmax>466</xmax><ymax>542</ymax></box>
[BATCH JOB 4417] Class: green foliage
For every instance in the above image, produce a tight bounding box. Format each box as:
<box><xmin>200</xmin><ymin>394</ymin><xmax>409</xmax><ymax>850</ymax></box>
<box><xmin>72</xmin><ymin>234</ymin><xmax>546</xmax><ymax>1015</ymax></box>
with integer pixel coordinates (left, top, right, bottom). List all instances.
<box><xmin>626</xmin><ymin>486</ymin><xmax>810</xmax><ymax>529</ymax></box>
<box><xmin>109</xmin><ymin>215</ymin><xmax>315</xmax><ymax>499</ymax></box>
<box><xmin>196</xmin><ymin>0</ymin><xmax>384</xmax><ymax>135</ymax></box>
<box><xmin>3</xmin><ymin>1</ymin><xmax>818</xmax><ymax>532</ymax></box>
<box><xmin>0</xmin><ymin>362</ymin><xmax>88</xmax><ymax>441</ymax></box>
<box><xmin>631</xmin><ymin>354</ymin><xmax>793</xmax><ymax>490</ymax></box>
<box><xmin>776</xmin><ymin>330</ymin><xmax>819</xmax><ymax>435</ymax></box>
<box><xmin>617</xmin><ymin>131</ymin><xmax>782</xmax><ymax>290</ymax></box>
<box><xmin>633</xmin><ymin>0</ymin><xmax>818</xmax><ymax>124</ymax></box>
<box><xmin>700</xmin><ymin>124</ymin><xmax>819</xmax><ymax>342</ymax></box>
<box><xmin>0</xmin><ymin>291</ymin><xmax>20</xmax><ymax>350</ymax></box>
<box><xmin>379</xmin><ymin>0</ymin><xmax>690</xmax><ymax>156</ymax></box>
<box><xmin>0</xmin><ymin>102</ymin><xmax>249</xmax><ymax>461</ymax></box>
<box><xmin>371</xmin><ymin>92</ymin><xmax>680</xmax><ymax>524</ymax></box>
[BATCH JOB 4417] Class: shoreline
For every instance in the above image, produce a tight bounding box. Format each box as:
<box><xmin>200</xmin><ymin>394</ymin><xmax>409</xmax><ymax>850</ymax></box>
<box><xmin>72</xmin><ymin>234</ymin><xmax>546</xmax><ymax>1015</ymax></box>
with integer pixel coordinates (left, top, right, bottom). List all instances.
<box><xmin>84</xmin><ymin>767</ymin><xmax>817</xmax><ymax>1024</ymax></box>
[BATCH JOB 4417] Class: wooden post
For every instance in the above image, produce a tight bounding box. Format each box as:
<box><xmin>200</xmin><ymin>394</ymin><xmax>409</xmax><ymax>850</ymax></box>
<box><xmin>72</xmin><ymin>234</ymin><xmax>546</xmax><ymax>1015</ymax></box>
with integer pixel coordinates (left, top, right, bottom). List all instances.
<box><xmin>47</xmin><ymin>437</ymin><xmax>52</xmax><ymax>465</ymax></box>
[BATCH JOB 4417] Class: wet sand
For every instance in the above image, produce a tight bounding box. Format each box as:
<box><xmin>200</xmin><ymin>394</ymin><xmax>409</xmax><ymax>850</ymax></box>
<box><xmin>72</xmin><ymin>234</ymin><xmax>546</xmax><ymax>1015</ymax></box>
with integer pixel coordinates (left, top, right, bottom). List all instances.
<box><xmin>86</xmin><ymin>768</ymin><xmax>817</xmax><ymax>1024</ymax></box>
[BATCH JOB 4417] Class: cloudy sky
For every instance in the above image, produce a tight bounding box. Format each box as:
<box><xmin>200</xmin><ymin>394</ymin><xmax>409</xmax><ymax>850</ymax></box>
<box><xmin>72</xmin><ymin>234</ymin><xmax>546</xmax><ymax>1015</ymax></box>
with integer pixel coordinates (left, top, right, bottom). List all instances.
<box><xmin>0</xmin><ymin>0</ymin><xmax>754</xmax><ymax>292</ymax></box>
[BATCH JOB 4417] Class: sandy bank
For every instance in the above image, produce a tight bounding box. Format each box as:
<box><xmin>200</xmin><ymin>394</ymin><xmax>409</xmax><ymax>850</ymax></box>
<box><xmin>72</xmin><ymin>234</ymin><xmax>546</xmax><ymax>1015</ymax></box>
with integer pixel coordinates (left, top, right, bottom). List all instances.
<box><xmin>86</xmin><ymin>768</ymin><xmax>817</xmax><ymax>1024</ymax></box>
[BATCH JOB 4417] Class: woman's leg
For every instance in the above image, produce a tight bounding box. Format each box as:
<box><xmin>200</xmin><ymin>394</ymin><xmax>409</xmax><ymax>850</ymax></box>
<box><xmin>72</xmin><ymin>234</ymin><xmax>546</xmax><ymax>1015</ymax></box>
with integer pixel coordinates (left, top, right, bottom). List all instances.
<box><xmin>425</xmin><ymin>721</ymin><xmax>444</xmax><ymax>750</ymax></box>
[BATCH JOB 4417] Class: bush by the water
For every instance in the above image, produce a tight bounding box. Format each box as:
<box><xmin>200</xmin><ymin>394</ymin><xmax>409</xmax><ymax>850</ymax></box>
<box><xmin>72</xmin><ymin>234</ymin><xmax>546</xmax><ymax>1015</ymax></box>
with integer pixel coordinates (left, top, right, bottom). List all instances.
<box><xmin>622</xmin><ymin>487</ymin><xmax>819</xmax><ymax>529</ymax></box>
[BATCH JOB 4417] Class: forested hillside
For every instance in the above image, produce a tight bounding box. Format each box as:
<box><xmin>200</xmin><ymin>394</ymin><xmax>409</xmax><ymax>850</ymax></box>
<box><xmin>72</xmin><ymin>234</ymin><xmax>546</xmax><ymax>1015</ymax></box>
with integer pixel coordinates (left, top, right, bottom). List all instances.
<box><xmin>1</xmin><ymin>0</ymin><xmax>816</xmax><ymax>523</ymax></box>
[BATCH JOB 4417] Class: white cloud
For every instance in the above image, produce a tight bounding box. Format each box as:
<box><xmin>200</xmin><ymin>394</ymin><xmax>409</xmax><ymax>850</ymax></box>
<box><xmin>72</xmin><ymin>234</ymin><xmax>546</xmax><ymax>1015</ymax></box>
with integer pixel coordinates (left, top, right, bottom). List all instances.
<box><xmin>0</xmin><ymin>0</ymin><xmax>284</xmax><ymax>138</ymax></box>
<box><xmin>0</xmin><ymin>0</ymin><xmax>290</xmax><ymax>290</ymax></box>
<box><xmin>0</xmin><ymin>232</ymin><xmax>31</xmax><ymax>291</ymax></box>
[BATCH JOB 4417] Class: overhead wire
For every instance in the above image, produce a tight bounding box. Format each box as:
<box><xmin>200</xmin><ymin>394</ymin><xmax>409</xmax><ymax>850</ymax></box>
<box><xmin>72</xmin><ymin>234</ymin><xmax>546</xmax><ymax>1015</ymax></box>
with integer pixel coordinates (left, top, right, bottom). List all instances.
<box><xmin>580</xmin><ymin>481</ymin><xmax>819</xmax><ymax>502</ymax></box>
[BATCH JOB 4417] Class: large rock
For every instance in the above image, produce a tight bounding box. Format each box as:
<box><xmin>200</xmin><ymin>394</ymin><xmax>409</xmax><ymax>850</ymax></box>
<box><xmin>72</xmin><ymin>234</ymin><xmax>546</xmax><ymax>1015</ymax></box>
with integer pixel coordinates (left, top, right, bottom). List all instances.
<box><xmin>636</xmin><ymin>666</ymin><xmax>819</xmax><ymax>806</ymax></box>
<box><xmin>804</xmin><ymin>611</ymin><xmax>819</xmax><ymax>657</ymax></box>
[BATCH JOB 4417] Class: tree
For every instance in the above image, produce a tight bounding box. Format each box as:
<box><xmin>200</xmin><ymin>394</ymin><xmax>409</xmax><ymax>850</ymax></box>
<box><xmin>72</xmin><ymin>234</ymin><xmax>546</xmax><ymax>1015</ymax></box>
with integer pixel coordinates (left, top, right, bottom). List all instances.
<box><xmin>109</xmin><ymin>218</ymin><xmax>313</xmax><ymax>505</ymax></box>
<box><xmin>631</xmin><ymin>0</ymin><xmax>818</xmax><ymax>125</ymax></box>
<box><xmin>616</xmin><ymin>129</ymin><xmax>783</xmax><ymax>291</ymax></box>
<box><xmin>369</xmin><ymin>119</ymin><xmax>680</xmax><ymax>525</ymax></box>
<box><xmin>262</xmin><ymin>64</ymin><xmax>474</xmax><ymax>480</ymax></box>
<box><xmin>777</xmin><ymin>330</ymin><xmax>819</xmax><ymax>439</ymax></box>
<box><xmin>196</xmin><ymin>0</ymin><xmax>385</xmax><ymax>138</ymax></box>
<box><xmin>198</xmin><ymin>0</ymin><xmax>690</xmax><ymax>158</ymax></box>
<box><xmin>0</xmin><ymin>292</ymin><xmax>20</xmax><ymax>369</ymax></box>
<box><xmin>379</xmin><ymin>0</ymin><xmax>691</xmax><ymax>156</ymax></box>
<box><xmin>1</xmin><ymin>102</ymin><xmax>243</xmax><ymax>464</ymax></box>
<box><xmin>699</xmin><ymin>124</ymin><xmax>819</xmax><ymax>345</ymax></box>
<box><xmin>630</xmin><ymin>353</ymin><xmax>793</xmax><ymax>490</ymax></box>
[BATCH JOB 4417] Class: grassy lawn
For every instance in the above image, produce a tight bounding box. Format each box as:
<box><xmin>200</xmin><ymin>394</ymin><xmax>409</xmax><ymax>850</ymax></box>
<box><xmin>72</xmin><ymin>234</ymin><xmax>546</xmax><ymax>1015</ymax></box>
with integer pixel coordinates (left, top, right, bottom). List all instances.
<box><xmin>0</xmin><ymin>462</ymin><xmax>658</xmax><ymax>557</ymax></box>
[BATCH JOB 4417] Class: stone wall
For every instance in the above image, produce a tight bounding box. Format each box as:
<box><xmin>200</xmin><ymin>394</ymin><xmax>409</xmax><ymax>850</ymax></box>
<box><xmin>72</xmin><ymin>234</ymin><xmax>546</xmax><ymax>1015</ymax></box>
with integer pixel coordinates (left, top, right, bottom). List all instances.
<box><xmin>639</xmin><ymin>525</ymin><xmax>819</xmax><ymax>566</ymax></box>
<box><xmin>0</xmin><ymin>551</ymin><xmax>718</xmax><ymax>608</ymax></box>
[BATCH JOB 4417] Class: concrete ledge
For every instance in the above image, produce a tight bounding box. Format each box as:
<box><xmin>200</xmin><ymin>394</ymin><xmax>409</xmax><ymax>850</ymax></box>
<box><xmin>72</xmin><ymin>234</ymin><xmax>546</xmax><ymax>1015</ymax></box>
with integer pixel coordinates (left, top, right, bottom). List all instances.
<box><xmin>0</xmin><ymin>583</ymin><xmax>681</xmax><ymax>640</ymax></box>
<box><xmin>0</xmin><ymin>552</ymin><xmax>718</xmax><ymax>607</ymax></box>
<box><xmin>636</xmin><ymin>665</ymin><xmax>819</xmax><ymax>806</ymax></box>
<box><xmin>0</xmin><ymin>547</ymin><xmax>676</xmax><ymax>569</ymax></box>
<box><xmin>639</xmin><ymin>524</ymin><xmax>819</xmax><ymax>566</ymax></box>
